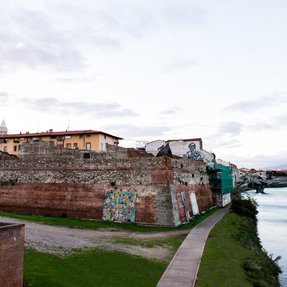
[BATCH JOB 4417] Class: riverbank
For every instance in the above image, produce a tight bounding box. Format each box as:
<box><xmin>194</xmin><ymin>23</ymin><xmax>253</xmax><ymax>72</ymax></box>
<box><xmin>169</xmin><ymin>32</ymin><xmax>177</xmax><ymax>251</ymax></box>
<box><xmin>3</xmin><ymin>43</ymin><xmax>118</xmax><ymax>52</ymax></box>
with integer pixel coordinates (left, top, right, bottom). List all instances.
<box><xmin>196</xmin><ymin>202</ymin><xmax>281</xmax><ymax>287</ymax></box>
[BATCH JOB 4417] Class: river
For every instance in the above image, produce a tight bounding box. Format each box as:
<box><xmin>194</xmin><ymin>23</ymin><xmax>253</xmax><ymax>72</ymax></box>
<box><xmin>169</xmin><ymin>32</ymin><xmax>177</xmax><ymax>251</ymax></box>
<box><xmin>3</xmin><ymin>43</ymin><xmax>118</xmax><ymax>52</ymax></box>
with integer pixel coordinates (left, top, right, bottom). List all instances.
<box><xmin>248</xmin><ymin>187</ymin><xmax>287</xmax><ymax>286</ymax></box>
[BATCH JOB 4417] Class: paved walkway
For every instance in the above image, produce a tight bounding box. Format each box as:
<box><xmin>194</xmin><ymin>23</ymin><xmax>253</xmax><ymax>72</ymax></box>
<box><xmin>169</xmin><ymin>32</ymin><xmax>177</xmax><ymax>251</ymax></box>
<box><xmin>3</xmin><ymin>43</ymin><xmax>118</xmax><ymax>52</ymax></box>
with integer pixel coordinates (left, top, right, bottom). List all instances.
<box><xmin>157</xmin><ymin>206</ymin><xmax>230</xmax><ymax>287</ymax></box>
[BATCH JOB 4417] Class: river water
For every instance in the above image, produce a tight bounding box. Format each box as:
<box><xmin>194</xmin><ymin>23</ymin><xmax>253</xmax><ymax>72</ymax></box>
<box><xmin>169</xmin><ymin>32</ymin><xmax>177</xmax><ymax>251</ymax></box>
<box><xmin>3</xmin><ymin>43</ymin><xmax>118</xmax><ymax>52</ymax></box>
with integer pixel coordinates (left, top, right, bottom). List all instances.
<box><xmin>248</xmin><ymin>187</ymin><xmax>287</xmax><ymax>286</ymax></box>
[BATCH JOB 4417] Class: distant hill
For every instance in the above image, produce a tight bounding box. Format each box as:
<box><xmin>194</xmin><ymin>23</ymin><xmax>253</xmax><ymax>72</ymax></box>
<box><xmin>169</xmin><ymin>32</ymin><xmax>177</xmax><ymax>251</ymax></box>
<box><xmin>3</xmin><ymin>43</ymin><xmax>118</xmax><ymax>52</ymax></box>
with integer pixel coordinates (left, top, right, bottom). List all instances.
<box><xmin>264</xmin><ymin>164</ymin><xmax>287</xmax><ymax>170</ymax></box>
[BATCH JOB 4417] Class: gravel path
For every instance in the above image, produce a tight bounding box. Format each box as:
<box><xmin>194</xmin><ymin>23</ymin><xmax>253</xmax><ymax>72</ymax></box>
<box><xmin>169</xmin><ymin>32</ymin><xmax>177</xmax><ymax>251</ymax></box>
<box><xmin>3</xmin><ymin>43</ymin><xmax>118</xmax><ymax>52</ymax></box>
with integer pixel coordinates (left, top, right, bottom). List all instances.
<box><xmin>0</xmin><ymin>216</ymin><xmax>189</xmax><ymax>261</ymax></box>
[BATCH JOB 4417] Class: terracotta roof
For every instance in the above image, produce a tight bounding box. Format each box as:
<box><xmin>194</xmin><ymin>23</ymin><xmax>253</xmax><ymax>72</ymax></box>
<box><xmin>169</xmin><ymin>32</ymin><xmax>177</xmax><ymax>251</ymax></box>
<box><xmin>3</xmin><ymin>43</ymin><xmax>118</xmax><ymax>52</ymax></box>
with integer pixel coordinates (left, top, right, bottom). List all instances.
<box><xmin>0</xmin><ymin>130</ymin><xmax>123</xmax><ymax>140</ymax></box>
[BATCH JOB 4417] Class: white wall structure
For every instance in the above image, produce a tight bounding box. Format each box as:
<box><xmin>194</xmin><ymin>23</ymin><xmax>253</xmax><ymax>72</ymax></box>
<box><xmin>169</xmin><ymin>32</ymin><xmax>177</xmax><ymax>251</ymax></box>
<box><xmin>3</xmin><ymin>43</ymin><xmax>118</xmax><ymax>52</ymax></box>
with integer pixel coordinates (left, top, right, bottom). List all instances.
<box><xmin>216</xmin><ymin>193</ymin><xmax>231</xmax><ymax>207</ymax></box>
<box><xmin>145</xmin><ymin>138</ymin><xmax>215</xmax><ymax>164</ymax></box>
<box><xmin>145</xmin><ymin>140</ymin><xmax>166</xmax><ymax>156</ymax></box>
<box><xmin>189</xmin><ymin>192</ymin><xmax>199</xmax><ymax>215</ymax></box>
<box><xmin>230</xmin><ymin>164</ymin><xmax>240</xmax><ymax>188</ymax></box>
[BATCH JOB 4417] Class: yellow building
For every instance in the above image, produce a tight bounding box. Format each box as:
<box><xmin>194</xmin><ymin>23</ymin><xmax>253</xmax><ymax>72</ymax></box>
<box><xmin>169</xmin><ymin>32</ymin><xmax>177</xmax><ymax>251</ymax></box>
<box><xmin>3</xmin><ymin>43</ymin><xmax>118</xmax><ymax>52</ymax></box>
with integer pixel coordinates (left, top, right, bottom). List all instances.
<box><xmin>0</xmin><ymin>128</ymin><xmax>122</xmax><ymax>156</ymax></box>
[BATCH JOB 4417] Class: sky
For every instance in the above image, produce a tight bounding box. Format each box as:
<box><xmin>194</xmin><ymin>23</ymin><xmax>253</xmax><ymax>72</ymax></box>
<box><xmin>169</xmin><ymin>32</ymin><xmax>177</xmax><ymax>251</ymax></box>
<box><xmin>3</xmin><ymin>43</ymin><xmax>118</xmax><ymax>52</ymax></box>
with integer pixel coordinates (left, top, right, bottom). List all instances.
<box><xmin>1</xmin><ymin>0</ymin><xmax>287</xmax><ymax>169</ymax></box>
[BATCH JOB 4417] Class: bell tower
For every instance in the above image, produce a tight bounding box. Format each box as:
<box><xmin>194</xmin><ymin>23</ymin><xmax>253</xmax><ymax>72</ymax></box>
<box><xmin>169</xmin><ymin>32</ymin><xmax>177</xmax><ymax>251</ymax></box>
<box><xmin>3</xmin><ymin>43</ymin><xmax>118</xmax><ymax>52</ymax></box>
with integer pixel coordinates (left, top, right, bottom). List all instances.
<box><xmin>0</xmin><ymin>120</ymin><xmax>8</xmax><ymax>135</ymax></box>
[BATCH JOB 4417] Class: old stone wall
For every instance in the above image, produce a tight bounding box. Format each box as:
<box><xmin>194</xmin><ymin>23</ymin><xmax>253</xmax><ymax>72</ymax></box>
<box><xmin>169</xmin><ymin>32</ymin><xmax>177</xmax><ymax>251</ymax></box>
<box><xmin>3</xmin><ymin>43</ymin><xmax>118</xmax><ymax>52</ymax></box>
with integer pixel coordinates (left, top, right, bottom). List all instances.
<box><xmin>0</xmin><ymin>151</ymin><xmax>214</xmax><ymax>226</ymax></box>
<box><xmin>0</xmin><ymin>223</ymin><xmax>24</xmax><ymax>287</ymax></box>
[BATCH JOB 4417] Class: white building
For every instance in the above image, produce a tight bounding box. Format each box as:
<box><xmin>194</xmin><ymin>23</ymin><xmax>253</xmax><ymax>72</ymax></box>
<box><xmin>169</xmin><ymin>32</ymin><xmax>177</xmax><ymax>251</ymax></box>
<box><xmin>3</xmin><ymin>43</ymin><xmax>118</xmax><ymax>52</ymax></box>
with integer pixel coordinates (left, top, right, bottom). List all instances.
<box><xmin>145</xmin><ymin>138</ymin><xmax>215</xmax><ymax>164</ymax></box>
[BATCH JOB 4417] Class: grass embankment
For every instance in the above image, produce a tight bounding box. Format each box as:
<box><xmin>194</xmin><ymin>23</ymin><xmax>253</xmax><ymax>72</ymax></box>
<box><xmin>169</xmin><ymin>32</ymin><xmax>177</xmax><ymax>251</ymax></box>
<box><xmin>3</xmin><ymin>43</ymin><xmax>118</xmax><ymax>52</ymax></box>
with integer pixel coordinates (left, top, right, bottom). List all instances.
<box><xmin>23</xmin><ymin>248</ymin><xmax>166</xmax><ymax>287</ymax></box>
<box><xmin>196</xmin><ymin>197</ymin><xmax>281</xmax><ymax>287</ymax></box>
<box><xmin>0</xmin><ymin>207</ymin><xmax>217</xmax><ymax>232</ymax></box>
<box><xmin>0</xmin><ymin>208</ymin><xmax>216</xmax><ymax>286</ymax></box>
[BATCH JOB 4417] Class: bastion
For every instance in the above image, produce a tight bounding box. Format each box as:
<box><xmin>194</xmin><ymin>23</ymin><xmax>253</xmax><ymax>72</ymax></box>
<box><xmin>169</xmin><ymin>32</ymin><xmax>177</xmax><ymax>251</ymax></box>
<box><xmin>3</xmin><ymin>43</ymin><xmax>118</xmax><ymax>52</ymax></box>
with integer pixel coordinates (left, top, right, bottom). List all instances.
<box><xmin>0</xmin><ymin>144</ymin><xmax>214</xmax><ymax>226</ymax></box>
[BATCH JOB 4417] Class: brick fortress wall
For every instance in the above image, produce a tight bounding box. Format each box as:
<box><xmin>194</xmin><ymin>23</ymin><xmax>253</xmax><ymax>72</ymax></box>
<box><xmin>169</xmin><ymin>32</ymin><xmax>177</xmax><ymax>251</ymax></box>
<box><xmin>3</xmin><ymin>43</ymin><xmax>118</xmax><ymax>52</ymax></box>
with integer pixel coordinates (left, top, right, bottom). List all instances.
<box><xmin>0</xmin><ymin>146</ymin><xmax>213</xmax><ymax>226</ymax></box>
<box><xmin>0</xmin><ymin>222</ymin><xmax>24</xmax><ymax>287</ymax></box>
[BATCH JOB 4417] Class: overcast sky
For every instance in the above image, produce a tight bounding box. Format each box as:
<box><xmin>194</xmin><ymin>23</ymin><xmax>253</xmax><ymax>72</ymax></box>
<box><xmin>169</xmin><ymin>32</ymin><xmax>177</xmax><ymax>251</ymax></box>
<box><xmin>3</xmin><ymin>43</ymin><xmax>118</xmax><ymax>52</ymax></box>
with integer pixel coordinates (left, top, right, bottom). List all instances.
<box><xmin>1</xmin><ymin>0</ymin><xmax>287</xmax><ymax>169</ymax></box>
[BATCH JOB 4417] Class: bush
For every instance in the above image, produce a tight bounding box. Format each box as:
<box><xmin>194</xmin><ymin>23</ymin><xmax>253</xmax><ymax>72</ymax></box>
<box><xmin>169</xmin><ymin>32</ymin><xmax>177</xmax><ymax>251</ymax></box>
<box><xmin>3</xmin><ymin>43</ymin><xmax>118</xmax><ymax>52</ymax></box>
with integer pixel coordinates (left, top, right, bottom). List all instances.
<box><xmin>231</xmin><ymin>196</ymin><xmax>258</xmax><ymax>219</ymax></box>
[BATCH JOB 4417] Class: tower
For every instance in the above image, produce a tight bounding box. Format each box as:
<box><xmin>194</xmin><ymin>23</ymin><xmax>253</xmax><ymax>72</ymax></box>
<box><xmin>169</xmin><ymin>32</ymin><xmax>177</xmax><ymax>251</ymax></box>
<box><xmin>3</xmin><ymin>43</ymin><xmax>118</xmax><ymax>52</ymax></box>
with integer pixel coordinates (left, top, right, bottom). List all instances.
<box><xmin>0</xmin><ymin>120</ymin><xmax>8</xmax><ymax>135</ymax></box>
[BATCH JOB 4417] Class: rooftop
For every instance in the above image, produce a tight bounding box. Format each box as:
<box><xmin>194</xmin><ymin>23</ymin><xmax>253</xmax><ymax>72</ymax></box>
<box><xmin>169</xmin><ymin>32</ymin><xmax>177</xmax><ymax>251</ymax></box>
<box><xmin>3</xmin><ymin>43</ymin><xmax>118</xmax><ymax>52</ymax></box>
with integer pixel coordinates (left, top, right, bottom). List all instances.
<box><xmin>0</xmin><ymin>129</ymin><xmax>123</xmax><ymax>140</ymax></box>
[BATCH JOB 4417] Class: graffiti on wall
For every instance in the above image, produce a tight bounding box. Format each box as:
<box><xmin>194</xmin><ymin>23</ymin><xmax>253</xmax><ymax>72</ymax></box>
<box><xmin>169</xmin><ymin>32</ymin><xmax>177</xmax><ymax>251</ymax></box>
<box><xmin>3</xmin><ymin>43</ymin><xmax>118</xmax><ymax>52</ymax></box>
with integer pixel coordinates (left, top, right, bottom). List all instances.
<box><xmin>102</xmin><ymin>191</ymin><xmax>136</xmax><ymax>223</ymax></box>
<box><xmin>157</xmin><ymin>143</ymin><xmax>172</xmax><ymax>157</ymax></box>
<box><xmin>186</xmin><ymin>143</ymin><xmax>205</xmax><ymax>160</ymax></box>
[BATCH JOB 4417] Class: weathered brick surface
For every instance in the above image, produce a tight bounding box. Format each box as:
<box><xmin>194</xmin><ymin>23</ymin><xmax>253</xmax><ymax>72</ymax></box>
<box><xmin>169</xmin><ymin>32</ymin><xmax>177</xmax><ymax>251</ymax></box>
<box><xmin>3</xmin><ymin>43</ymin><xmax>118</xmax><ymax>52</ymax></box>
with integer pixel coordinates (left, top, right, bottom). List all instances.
<box><xmin>195</xmin><ymin>184</ymin><xmax>214</xmax><ymax>212</ymax></box>
<box><xmin>0</xmin><ymin>150</ymin><xmax>214</xmax><ymax>225</ymax></box>
<box><xmin>0</xmin><ymin>223</ymin><xmax>24</xmax><ymax>287</ymax></box>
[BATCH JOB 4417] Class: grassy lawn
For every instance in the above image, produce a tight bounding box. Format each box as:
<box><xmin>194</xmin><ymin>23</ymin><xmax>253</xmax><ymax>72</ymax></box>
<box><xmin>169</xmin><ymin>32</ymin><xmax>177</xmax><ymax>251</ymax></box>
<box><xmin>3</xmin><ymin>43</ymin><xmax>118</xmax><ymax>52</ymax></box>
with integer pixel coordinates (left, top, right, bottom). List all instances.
<box><xmin>0</xmin><ymin>207</ymin><xmax>217</xmax><ymax>232</ymax></box>
<box><xmin>2</xmin><ymin>207</ymin><xmax>219</xmax><ymax>286</ymax></box>
<box><xmin>196</xmin><ymin>212</ymin><xmax>280</xmax><ymax>287</ymax></box>
<box><xmin>24</xmin><ymin>248</ymin><xmax>166</xmax><ymax>287</ymax></box>
<box><xmin>196</xmin><ymin>212</ymin><xmax>252</xmax><ymax>287</ymax></box>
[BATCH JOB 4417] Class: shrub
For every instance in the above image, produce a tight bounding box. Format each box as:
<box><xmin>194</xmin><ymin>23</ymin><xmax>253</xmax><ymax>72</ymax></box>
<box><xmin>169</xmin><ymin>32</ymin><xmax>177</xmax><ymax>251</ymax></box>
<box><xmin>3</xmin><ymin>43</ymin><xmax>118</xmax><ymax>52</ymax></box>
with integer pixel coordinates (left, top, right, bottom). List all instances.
<box><xmin>231</xmin><ymin>190</ymin><xmax>258</xmax><ymax>219</ymax></box>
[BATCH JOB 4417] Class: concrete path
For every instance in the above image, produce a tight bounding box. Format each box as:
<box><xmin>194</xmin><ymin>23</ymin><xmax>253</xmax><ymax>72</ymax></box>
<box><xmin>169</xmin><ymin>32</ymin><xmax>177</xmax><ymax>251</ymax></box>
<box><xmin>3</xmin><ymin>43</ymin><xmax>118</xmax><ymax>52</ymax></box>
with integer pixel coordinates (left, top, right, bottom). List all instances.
<box><xmin>157</xmin><ymin>206</ymin><xmax>230</xmax><ymax>287</ymax></box>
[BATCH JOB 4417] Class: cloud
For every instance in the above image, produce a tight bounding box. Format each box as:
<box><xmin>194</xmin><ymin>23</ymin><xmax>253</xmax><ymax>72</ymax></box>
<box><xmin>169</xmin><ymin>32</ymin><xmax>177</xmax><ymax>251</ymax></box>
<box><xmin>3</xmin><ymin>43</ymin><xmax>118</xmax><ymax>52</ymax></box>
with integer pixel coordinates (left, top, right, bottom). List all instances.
<box><xmin>0</xmin><ymin>92</ymin><xmax>9</xmax><ymax>99</ymax></box>
<box><xmin>224</xmin><ymin>93</ymin><xmax>287</xmax><ymax>113</ymax></box>
<box><xmin>0</xmin><ymin>6</ymin><xmax>120</xmax><ymax>73</ymax></box>
<box><xmin>276</xmin><ymin>114</ymin><xmax>287</xmax><ymax>125</ymax></box>
<box><xmin>103</xmin><ymin>124</ymin><xmax>171</xmax><ymax>138</ymax></box>
<box><xmin>224</xmin><ymin>153</ymin><xmax>287</xmax><ymax>169</ymax></box>
<box><xmin>0</xmin><ymin>92</ymin><xmax>10</xmax><ymax>104</ymax></box>
<box><xmin>160</xmin><ymin>106</ymin><xmax>182</xmax><ymax>115</ymax></box>
<box><xmin>0</xmin><ymin>1</ymin><xmax>206</xmax><ymax>74</ymax></box>
<box><xmin>218</xmin><ymin>121</ymin><xmax>243</xmax><ymax>136</ymax></box>
<box><xmin>55</xmin><ymin>75</ymin><xmax>97</xmax><ymax>83</ymax></box>
<box><xmin>203</xmin><ymin>121</ymin><xmax>243</xmax><ymax>150</ymax></box>
<box><xmin>246</xmin><ymin>113</ymin><xmax>287</xmax><ymax>132</ymax></box>
<box><xmin>248</xmin><ymin>122</ymin><xmax>280</xmax><ymax>132</ymax></box>
<box><xmin>162</xmin><ymin>59</ymin><xmax>198</xmax><ymax>73</ymax></box>
<box><xmin>0</xmin><ymin>9</ymin><xmax>84</xmax><ymax>72</ymax></box>
<box><xmin>95</xmin><ymin>0</ymin><xmax>206</xmax><ymax>38</ymax></box>
<box><xmin>205</xmin><ymin>137</ymin><xmax>242</xmax><ymax>150</ymax></box>
<box><xmin>19</xmin><ymin>97</ymin><xmax>137</xmax><ymax>118</ymax></box>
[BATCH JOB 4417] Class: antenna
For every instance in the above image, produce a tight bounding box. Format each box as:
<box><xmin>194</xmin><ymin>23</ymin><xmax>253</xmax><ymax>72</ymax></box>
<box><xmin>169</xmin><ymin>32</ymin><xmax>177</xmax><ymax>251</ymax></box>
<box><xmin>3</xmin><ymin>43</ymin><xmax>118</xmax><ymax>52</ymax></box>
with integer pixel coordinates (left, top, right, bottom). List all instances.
<box><xmin>67</xmin><ymin>116</ymin><xmax>70</xmax><ymax>131</ymax></box>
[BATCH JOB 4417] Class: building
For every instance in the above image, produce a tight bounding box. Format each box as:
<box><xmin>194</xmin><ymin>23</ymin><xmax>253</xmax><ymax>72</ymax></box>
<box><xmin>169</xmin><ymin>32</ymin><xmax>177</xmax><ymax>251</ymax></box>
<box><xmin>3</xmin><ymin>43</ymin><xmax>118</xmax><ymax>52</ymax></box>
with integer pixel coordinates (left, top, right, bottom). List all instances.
<box><xmin>230</xmin><ymin>163</ymin><xmax>240</xmax><ymax>188</ymax></box>
<box><xmin>145</xmin><ymin>138</ymin><xmax>216</xmax><ymax>163</ymax></box>
<box><xmin>207</xmin><ymin>161</ymin><xmax>234</xmax><ymax>207</ymax></box>
<box><xmin>0</xmin><ymin>128</ymin><xmax>122</xmax><ymax>156</ymax></box>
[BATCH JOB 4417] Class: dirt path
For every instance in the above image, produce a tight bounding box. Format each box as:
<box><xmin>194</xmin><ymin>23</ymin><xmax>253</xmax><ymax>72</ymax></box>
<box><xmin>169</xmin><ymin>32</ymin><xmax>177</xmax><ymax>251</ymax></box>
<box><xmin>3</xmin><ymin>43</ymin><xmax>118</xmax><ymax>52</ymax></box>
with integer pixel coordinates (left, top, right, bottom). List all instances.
<box><xmin>0</xmin><ymin>216</ymin><xmax>190</xmax><ymax>261</ymax></box>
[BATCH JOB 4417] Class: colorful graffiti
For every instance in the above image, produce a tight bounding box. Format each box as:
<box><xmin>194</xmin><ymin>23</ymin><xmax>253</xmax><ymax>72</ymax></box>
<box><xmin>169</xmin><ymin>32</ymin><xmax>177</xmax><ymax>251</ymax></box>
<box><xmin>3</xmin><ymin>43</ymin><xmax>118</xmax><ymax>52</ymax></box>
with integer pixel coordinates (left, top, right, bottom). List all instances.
<box><xmin>102</xmin><ymin>191</ymin><xmax>136</xmax><ymax>223</ymax></box>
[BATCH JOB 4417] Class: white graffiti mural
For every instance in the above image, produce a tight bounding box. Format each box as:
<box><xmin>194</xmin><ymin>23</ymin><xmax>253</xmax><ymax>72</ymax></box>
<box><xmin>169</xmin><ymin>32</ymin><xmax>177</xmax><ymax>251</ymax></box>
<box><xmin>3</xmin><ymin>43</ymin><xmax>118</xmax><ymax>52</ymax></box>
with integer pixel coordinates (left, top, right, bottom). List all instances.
<box><xmin>186</xmin><ymin>143</ymin><xmax>205</xmax><ymax>160</ymax></box>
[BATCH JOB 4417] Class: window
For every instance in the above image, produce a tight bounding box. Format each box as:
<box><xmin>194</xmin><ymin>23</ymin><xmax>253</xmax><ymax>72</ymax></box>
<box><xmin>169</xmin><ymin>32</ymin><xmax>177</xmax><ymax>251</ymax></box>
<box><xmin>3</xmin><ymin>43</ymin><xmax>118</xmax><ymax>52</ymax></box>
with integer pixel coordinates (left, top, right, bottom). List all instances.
<box><xmin>3</xmin><ymin>146</ymin><xmax>7</xmax><ymax>152</ymax></box>
<box><xmin>14</xmin><ymin>146</ymin><xmax>17</xmax><ymax>152</ymax></box>
<box><xmin>66</xmin><ymin>143</ymin><xmax>71</xmax><ymax>149</ymax></box>
<box><xmin>86</xmin><ymin>142</ymin><xmax>91</xmax><ymax>150</ymax></box>
<box><xmin>73</xmin><ymin>143</ymin><xmax>78</xmax><ymax>149</ymax></box>
<box><xmin>83</xmin><ymin>153</ymin><xmax>90</xmax><ymax>159</ymax></box>
<box><xmin>100</xmin><ymin>143</ymin><xmax>104</xmax><ymax>151</ymax></box>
